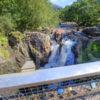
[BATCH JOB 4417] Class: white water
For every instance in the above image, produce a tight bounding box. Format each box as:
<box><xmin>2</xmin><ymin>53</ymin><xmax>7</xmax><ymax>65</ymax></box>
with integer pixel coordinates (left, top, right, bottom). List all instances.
<box><xmin>45</xmin><ymin>36</ymin><xmax>76</xmax><ymax>68</ymax></box>
<box><xmin>45</xmin><ymin>41</ymin><xmax>60</xmax><ymax>68</ymax></box>
<box><xmin>59</xmin><ymin>39</ymin><xmax>75</xmax><ymax>66</ymax></box>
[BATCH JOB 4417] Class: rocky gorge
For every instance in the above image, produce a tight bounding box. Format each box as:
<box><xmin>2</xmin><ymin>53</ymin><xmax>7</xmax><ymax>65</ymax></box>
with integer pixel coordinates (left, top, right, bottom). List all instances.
<box><xmin>0</xmin><ymin>24</ymin><xmax>100</xmax><ymax>74</ymax></box>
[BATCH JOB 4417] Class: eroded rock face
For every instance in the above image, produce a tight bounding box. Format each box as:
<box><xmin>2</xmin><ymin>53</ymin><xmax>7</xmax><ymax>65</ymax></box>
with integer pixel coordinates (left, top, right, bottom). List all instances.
<box><xmin>14</xmin><ymin>42</ymin><xmax>30</xmax><ymax>67</ymax></box>
<box><xmin>0</xmin><ymin>61</ymin><xmax>20</xmax><ymax>74</ymax></box>
<box><xmin>7</xmin><ymin>31</ymin><xmax>51</xmax><ymax>70</ymax></box>
<box><xmin>82</xmin><ymin>27</ymin><xmax>100</xmax><ymax>37</ymax></box>
<box><xmin>26</xmin><ymin>32</ymin><xmax>51</xmax><ymax>68</ymax></box>
<box><xmin>8</xmin><ymin>34</ymin><xmax>29</xmax><ymax>67</ymax></box>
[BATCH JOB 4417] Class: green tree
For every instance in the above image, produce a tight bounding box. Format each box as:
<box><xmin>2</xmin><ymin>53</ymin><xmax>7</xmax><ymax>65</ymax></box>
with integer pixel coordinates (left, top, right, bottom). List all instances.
<box><xmin>0</xmin><ymin>0</ymin><xmax>59</xmax><ymax>32</ymax></box>
<box><xmin>0</xmin><ymin>15</ymin><xmax>15</xmax><ymax>35</ymax></box>
<box><xmin>59</xmin><ymin>0</ymin><xmax>100</xmax><ymax>26</ymax></box>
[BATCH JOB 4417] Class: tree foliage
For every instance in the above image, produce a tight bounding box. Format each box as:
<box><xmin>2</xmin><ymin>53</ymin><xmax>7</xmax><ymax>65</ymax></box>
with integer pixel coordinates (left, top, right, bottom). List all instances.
<box><xmin>59</xmin><ymin>0</ymin><xmax>100</xmax><ymax>26</ymax></box>
<box><xmin>0</xmin><ymin>0</ymin><xmax>59</xmax><ymax>33</ymax></box>
<box><xmin>0</xmin><ymin>15</ymin><xmax>15</xmax><ymax>34</ymax></box>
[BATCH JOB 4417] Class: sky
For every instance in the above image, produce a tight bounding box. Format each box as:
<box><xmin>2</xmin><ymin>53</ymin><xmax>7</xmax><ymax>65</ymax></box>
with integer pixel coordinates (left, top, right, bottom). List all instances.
<box><xmin>50</xmin><ymin>0</ymin><xmax>77</xmax><ymax>8</ymax></box>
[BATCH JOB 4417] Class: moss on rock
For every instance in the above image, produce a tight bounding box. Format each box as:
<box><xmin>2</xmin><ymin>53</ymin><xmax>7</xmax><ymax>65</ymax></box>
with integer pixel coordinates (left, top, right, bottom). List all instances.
<box><xmin>0</xmin><ymin>33</ymin><xmax>10</xmax><ymax>60</ymax></box>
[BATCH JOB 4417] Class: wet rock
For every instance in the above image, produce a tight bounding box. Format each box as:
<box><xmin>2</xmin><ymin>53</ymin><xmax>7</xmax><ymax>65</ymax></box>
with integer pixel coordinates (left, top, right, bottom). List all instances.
<box><xmin>82</xmin><ymin>27</ymin><xmax>100</xmax><ymax>37</ymax></box>
<box><xmin>66</xmin><ymin>31</ymin><xmax>90</xmax><ymax>63</ymax></box>
<box><xmin>7</xmin><ymin>31</ymin><xmax>51</xmax><ymax>70</ymax></box>
<box><xmin>51</xmin><ymin>28</ymin><xmax>65</xmax><ymax>44</ymax></box>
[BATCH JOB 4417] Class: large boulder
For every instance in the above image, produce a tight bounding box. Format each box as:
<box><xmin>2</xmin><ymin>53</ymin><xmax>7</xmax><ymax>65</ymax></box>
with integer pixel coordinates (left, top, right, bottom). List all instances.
<box><xmin>26</xmin><ymin>32</ymin><xmax>51</xmax><ymax>69</ymax></box>
<box><xmin>8</xmin><ymin>31</ymin><xmax>51</xmax><ymax>70</ymax></box>
<box><xmin>0</xmin><ymin>31</ymin><xmax>51</xmax><ymax>74</ymax></box>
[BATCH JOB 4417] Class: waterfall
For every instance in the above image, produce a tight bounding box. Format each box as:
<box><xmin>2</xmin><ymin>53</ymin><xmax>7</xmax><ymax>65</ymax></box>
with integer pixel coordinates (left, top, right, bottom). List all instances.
<box><xmin>59</xmin><ymin>39</ymin><xmax>75</xmax><ymax>66</ymax></box>
<box><xmin>44</xmin><ymin>35</ymin><xmax>76</xmax><ymax>68</ymax></box>
<box><xmin>45</xmin><ymin>41</ymin><xmax>60</xmax><ymax>68</ymax></box>
<box><xmin>44</xmin><ymin>23</ymin><xmax>78</xmax><ymax>68</ymax></box>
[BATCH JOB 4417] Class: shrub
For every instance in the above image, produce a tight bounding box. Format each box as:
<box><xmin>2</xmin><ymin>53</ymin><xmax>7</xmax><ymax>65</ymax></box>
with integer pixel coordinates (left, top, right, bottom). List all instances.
<box><xmin>0</xmin><ymin>15</ymin><xmax>15</xmax><ymax>35</ymax></box>
<box><xmin>0</xmin><ymin>33</ymin><xmax>10</xmax><ymax>59</ymax></box>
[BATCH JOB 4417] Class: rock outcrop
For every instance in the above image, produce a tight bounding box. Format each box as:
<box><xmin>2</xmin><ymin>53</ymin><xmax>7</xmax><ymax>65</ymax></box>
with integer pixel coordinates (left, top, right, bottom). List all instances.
<box><xmin>26</xmin><ymin>32</ymin><xmax>51</xmax><ymax>69</ymax></box>
<box><xmin>0</xmin><ymin>31</ymin><xmax>51</xmax><ymax>74</ymax></box>
<box><xmin>8</xmin><ymin>31</ymin><xmax>51</xmax><ymax>69</ymax></box>
<box><xmin>82</xmin><ymin>27</ymin><xmax>100</xmax><ymax>37</ymax></box>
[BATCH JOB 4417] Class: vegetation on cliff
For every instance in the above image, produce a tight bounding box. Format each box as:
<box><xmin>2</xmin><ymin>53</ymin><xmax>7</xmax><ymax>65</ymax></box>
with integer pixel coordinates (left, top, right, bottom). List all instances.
<box><xmin>0</xmin><ymin>33</ymin><xmax>10</xmax><ymax>60</ymax></box>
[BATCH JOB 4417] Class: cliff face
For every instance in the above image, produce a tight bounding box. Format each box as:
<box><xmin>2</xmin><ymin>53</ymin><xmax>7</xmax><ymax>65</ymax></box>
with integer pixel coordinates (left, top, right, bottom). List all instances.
<box><xmin>25</xmin><ymin>32</ymin><xmax>51</xmax><ymax>69</ymax></box>
<box><xmin>0</xmin><ymin>31</ymin><xmax>51</xmax><ymax>74</ymax></box>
